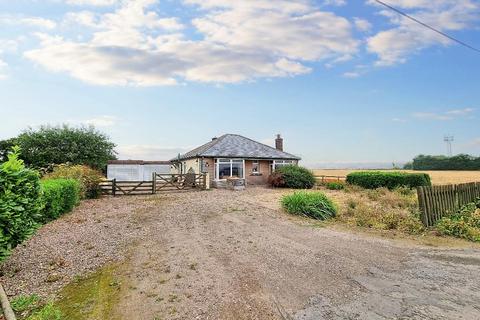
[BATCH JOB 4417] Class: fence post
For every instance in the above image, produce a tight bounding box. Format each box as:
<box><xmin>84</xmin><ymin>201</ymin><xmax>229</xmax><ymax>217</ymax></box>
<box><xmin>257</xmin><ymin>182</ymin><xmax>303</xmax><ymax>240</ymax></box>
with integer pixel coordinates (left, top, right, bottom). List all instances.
<box><xmin>417</xmin><ymin>186</ymin><xmax>427</xmax><ymax>226</ymax></box>
<box><xmin>112</xmin><ymin>179</ymin><xmax>116</xmax><ymax>197</ymax></box>
<box><xmin>152</xmin><ymin>172</ymin><xmax>157</xmax><ymax>194</ymax></box>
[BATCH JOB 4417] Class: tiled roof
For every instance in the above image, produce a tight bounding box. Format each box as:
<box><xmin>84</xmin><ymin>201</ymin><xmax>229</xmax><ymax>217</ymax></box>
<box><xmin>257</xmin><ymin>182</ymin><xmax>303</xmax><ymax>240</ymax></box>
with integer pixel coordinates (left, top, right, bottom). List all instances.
<box><xmin>175</xmin><ymin>134</ymin><xmax>301</xmax><ymax>161</ymax></box>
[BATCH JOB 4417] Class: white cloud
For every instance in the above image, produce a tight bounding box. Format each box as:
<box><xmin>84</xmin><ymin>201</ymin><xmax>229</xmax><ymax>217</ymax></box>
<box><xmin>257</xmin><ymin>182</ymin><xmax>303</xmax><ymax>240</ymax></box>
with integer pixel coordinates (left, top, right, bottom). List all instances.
<box><xmin>0</xmin><ymin>15</ymin><xmax>57</xmax><ymax>29</ymax></box>
<box><xmin>83</xmin><ymin>115</ymin><xmax>118</xmax><ymax>127</ymax></box>
<box><xmin>354</xmin><ymin>17</ymin><xmax>372</xmax><ymax>32</ymax></box>
<box><xmin>25</xmin><ymin>0</ymin><xmax>358</xmax><ymax>86</ymax></box>
<box><xmin>0</xmin><ymin>58</ymin><xmax>8</xmax><ymax>80</ymax></box>
<box><xmin>342</xmin><ymin>71</ymin><xmax>360</xmax><ymax>78</ymax></box>
<box><xmin>367</xmin><ymin>0</ymin><xmax>479</xmax><ymax>66</ymax></box>
<box><xmin>445</xmin><ymin>108</ymin><xmax>475</xmax><ymax>116</ymax></box>
<box><xmin>412</xmin><ymin>108</ymin><xmax>475</xmax><ymax>121</ymax></box>
<box><xmin>323</xmin><ymin>0</ymin><xmax>346</xmax><ymax>6</ymax></box>
<box><xmin>66</xmin><ymin>115</ymin><xmax>119</xmax><ymax>127</ymax></box>
<box><xmin>65</xmin><ymin>0</ymin><xmax>119</xmax><ymax>6</ymax></box>
<box><xmin>0</xmin><ymin>39</ymin><xmax>19</xmax><ymax>53</ymax></box>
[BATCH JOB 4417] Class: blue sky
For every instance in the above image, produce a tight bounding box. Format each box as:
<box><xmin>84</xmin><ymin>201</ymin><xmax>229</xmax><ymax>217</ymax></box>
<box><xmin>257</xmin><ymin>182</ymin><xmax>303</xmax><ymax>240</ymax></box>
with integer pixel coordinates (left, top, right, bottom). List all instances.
<box><xmin>0</xmin><ymin>0</ymin><xmax>479</xmax><ymax>168</ymax></box>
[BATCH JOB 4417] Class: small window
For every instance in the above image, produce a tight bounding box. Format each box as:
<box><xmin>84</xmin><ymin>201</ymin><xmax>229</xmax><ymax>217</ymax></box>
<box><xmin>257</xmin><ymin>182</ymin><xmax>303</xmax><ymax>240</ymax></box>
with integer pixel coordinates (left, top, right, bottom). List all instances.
<box><xmin>252</xmin><ymin>161</ymin><xmax>259</xmax><ymax>174</ymax></box>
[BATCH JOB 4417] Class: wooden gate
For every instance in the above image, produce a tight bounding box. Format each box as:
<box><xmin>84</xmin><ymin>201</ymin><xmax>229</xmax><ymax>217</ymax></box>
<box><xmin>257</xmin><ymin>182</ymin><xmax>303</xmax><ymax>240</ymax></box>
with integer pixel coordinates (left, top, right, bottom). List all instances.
<box><xmin>100</xmin><ymin>173</ymin><xmax>207</xmax><ymax>196</ymax></box>
<box><xmin>153</xmin><ymin>173</ymin><xmax>207</xmax><ymax>192</ymax></box>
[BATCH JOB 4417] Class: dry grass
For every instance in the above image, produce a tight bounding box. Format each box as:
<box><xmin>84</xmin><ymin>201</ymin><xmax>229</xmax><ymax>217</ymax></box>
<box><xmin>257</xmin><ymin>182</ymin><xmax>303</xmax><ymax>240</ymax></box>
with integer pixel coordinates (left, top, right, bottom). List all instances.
<box><xmin>313</xmin><ymin>169</ymin><xmax>480</xmax><ymax>185</ymax></box>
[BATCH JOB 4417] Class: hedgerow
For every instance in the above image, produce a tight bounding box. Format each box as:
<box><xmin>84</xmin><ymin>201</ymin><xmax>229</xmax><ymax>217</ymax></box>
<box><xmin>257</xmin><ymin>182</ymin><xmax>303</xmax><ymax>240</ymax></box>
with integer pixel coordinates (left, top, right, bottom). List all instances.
<box><xmin>40</xmin><ymin>179</ymin><xmax>80</xmax><ymax>222</ymax></box>
<box><xmin>0</xmin><ymin>147</ymin><xmax>82</xmax><ymax>261</ymax></box>
<box><xmin>43</xmin><ymin>164</ymin><xmax>103</xmax><ymax>199</ymax></box>
<box><xmin>346</xmin><ymin>171</ymin><xmax>431</xmax><ymax>189</ymax></box>
<box><xmin>0</xmin><ymin>147</ymin><xmax>41</xmax><ymax>260</ymax></box>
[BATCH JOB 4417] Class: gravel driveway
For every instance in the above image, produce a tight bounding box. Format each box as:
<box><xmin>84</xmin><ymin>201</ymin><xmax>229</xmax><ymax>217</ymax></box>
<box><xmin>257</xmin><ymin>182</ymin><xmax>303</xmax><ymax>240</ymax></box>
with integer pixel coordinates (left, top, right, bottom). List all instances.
<box><xmin>2</xmin><ymin>188</ymin><xmax>480</xmax><ymax>319</ymax></box>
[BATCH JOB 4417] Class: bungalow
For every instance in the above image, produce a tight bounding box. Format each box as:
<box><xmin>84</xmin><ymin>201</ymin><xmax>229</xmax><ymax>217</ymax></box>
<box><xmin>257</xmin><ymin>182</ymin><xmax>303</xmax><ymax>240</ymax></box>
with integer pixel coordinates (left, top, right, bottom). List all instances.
<box><xmin>171</xmin><ymin>134</ymin><xmax>301</xmax><ymax>187</ymax></box>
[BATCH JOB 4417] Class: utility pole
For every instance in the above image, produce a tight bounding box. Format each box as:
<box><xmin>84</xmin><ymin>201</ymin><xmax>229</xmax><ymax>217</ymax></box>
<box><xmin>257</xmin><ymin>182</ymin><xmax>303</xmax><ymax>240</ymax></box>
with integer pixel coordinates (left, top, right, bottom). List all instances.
<box><xmin>444</xmin><ymin>135</ymin><xmax>454</xmax><ymax>157</ymax></box>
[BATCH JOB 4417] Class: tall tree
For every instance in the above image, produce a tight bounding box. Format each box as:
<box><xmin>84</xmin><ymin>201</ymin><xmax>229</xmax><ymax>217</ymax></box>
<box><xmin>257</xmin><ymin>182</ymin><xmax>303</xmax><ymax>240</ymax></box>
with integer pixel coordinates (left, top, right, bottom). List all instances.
<box><xmin>12</xmin><ymin>125</ymin><xmax>117</xmax><ymax>170</ymax></box>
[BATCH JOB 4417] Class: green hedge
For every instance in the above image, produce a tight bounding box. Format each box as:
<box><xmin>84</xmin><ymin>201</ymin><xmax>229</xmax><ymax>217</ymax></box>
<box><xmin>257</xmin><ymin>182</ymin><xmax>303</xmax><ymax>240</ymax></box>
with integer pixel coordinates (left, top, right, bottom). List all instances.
<box><xmin>0</xmin><ymin>147</ymin><xmax>82</xmax><ymax>261</ymax></box>
<box><xmin>0</xmin><ymin>165</ymin><xmax>41</xmax><ymax>260</ymax></box>
<box><xmin>282</xmin><ymin>191</ymin><xmax>337</xmax><ymax>220</ymax></box>
<box><xmin>0</xmin><ymin>147</ymin><xmax>41</xmax><ymax>260</ymax></box>
<box><xmin>268</xmin><ymin>165</ymin><xmax>316</xmax><ymax>189</ymax></box>
<box><xmin>346</xmin><ymin>171</ymin><xmax>431</xmax><ymax>189</ymax></box>
<box><xmin>40</xmin><ymin>179</ymin><xmax>80</xmax><ymax>222</ymax></box>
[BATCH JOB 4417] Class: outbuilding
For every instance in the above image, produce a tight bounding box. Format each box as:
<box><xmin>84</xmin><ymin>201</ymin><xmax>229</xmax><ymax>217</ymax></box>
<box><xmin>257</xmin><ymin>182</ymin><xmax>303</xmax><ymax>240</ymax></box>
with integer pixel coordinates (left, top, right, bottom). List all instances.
<box><xmin>107</xmin><ymin>160</ymin><xmax>171</xmax><ymax>181</ymax></box>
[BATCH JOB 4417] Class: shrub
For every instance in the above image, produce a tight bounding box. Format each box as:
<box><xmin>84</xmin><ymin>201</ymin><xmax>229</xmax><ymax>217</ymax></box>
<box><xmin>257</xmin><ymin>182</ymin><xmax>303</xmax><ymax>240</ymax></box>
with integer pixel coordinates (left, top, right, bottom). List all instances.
<box><xmin>267</xmin><ymin>172</ymin><xmax>285</xmax><ymax>188</ymax></box>
<box><xmin>40</xmin><ymin>179</ymin><xmax>80</xmax><ymax>222</ymax></box>
<box><xmin>269</xmin><ymin>165</ymin><xmax>315</xmax><ymax>189</ymax></box>
<box><xmin>44</xmin><ymin>164</ymin><xmax>104</xmax><ymax>199</ymax></box>
<box><xmin>346</xmin><ymin>171</ymin><xmax>431</xmax><ymax>189</ymax></box>
<box><xmin>282</xmin><ymin>191</ymin><xmax>337</xmax><ymax>220</ymax></box>
<box><xmin>325</xmin><ymin>182</ymin><xmax>345</xmax><ymax>190</ymax></box>
<box><xmin>0</xmin><ymin>147</ymin><xmax>41</xmax><ymax>260</ymax></box>
<box><xmin>337</xmin><ymin>187</ymin><xmax>424</xmax><ymax>234</ymax></box>
<box><xmin>436</xmin><ymin>203</ymin><xmax>480</xmax><ymax>242</ymax></box>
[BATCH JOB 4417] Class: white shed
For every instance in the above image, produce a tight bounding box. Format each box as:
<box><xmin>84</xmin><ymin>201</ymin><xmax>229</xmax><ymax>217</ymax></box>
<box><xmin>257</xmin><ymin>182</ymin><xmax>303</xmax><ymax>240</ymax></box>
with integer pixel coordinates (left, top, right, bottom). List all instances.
<box><xmin>107</xmin><ymin>160</ymin><xmax>171</xmax><ymax>181</ymax></box>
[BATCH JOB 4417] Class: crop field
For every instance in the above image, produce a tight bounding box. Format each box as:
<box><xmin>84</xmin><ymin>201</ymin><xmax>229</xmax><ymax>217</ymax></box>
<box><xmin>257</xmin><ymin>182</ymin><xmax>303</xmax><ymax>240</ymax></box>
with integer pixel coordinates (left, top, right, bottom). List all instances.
<box><xmin>313</xmin><ymin>169</ymin><xmax>480</xmax><ymax>185</ymax></box>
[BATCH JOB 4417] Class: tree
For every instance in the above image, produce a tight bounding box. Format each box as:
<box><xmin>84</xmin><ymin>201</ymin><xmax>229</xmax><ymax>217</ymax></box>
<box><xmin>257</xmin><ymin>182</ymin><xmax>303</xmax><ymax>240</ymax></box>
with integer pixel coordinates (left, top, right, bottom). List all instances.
<box><xmin>409</xmin><ymin>154</ymin><xmax>480</xmax><ymax>170</ymax></box>
<box><xmin>0</xmin><ymin>138</ymin><xmax>17</xmax><ymax>162</ymax></box>
<box><xmin>13</xmin><ymin>125</ymin><xmax>117</xmax><ymax>171</ymax></box>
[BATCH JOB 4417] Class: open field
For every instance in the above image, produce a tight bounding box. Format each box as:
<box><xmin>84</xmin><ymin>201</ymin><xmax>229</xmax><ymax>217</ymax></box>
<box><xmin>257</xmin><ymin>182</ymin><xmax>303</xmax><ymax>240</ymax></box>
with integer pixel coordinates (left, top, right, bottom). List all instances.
<box><xmin>313</xmin><ymin>169</ymin><xmax>480</xmax><ymax>185</ymax></box>
<box><xmin>2</xmin><ymin>188</ymin><xmax>480</xmax><ymax>319</ymax></box>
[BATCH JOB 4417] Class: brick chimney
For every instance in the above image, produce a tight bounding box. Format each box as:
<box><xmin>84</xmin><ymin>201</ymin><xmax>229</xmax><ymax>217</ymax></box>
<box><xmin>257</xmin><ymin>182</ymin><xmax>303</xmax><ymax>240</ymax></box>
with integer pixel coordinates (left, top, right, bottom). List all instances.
<box><xmin>275</xmin><ymin>134</ymin><xmax>283</xmax><ymax>151</ymax></box>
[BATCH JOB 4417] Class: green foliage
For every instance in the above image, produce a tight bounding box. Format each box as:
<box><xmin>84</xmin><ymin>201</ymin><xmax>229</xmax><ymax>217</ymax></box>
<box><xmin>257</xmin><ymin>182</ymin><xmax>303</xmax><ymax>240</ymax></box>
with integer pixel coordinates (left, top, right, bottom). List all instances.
<box><xmin>2</xmin><ymin>145</ymin><xmax>25</xmax><ymax>172</ymax></box>
<box><xmin>325</xmin><ymin>182</ymin><xmax>345</xmax><ymax>190</ymax></box>
<box><xmin>282</xmin><ymin>191</ymin><xmax>337</xmax><ymax>220</ymax></box>
<box><xmin>44</xmin><ymin>164</ymin><xmax>104</xmax><ymax>199</ymax></box>
<box><xmin>410</xmin><ymin>154</ymin><xmax>480</xmax><ymax>170</ymax></box>
<box><xmin>0</xmin><ymin>147</ymin><xmax>41</xmax><ymax>261</ymax></box>
<box><xmin>436</xmin><ymin>203</ymin><xmax>480</xmax><ymax>242</ymax></box>
<box><xmin>339</xmin><ymin>186</ymin><xmax>424</xmax><ymax>234</ymax></box>
<box><xmin>11</xmin><ymin>294</ymin><xmax>40</xmax><ymax>313</ymax></box>
<box><xmin>0</xmin><ymin>137</ymin><xmax>17</xmax><ymax>162</ymax></box>
<box><xmin>268</xmin><ymin>165</ymin><xmax>316</xmax><ymax>189</ymax></box>
<box><xmin>13</xmin><ymin>125</ymin><xmax>117</xmax><ymax>171</ymax></box>
<box><xmin>40</xmin><ymin>179</ymin><xmax>80</xmax><ymax>222</ymax></box>
<box><xmin>26</xmin><ymin>302</ymin><xmax>63</xmax><ymax>320</ymax></box>
<box><xmin>346</xmin><ymin>171</ymin><xmax>431</xmax><ymax>189</ymax></box>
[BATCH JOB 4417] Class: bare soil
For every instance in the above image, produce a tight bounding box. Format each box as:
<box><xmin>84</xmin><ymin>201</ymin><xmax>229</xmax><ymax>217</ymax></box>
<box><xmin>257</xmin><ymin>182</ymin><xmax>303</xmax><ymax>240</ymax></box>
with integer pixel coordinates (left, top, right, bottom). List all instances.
<box><xmin>2</xmin><ymin>188</ymin><xmax>480</xmax><ymax>319</ymax></box>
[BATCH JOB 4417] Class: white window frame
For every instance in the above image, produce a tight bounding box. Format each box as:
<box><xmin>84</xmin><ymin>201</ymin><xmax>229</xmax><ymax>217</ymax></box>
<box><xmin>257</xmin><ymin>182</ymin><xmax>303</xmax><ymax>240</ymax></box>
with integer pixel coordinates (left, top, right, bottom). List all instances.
<box><xmin>271</xmin><ymin>160</ymin><xmax>294</xmax><ymax>173</ymax></box>
<box><xmin>215</xmin><ymin>158</ymin><xmax>245</xmax><ymax>180</ymax></box>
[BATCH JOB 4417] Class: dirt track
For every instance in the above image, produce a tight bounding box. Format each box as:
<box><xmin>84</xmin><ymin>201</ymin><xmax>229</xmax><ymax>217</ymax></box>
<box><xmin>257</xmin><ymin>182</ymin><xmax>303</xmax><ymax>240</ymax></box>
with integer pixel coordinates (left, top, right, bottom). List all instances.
<box><xmin>3</xmin><ymin>188</ymin><xmax>480</xmax><ymax>319</ymax></box>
